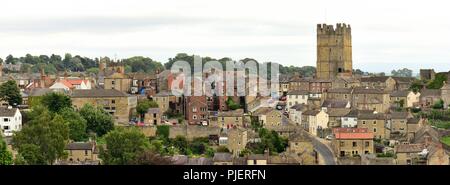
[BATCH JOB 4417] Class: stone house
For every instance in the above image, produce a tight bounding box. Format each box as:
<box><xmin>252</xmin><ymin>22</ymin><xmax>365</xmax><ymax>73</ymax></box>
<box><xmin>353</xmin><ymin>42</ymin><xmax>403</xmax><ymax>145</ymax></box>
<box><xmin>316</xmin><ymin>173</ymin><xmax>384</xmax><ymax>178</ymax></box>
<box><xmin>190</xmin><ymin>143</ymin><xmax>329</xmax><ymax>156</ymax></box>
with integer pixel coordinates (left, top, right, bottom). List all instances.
<box><xmin>332</xmin><ymin>128</ymin><xmax>374</xmax><ymax>157</ymax></box>
<box><xmin>214</xmin><ymin>109</ymin><xmax>244</xmax><ymax>129</ymax></box>
<box><xmin>327</xmin><ymin>109</ymin><xmax>351</xmax><ymax>128</ymax></box>
<box><xmin>286</xmin><ymin>131</ymin><xmax>317</xmax><ymax>165</ymax></box>
<box><xmin>325</xmin><ymin>88</ymin><xmax>353</xmax><ymax>102</ymax></box>
<box><xmin>357</xmin><ymin>112</ymin><xmax>389</xmax><ymax>139</ymax></box>
<box><xmin>288</xmin><ymin>104</ymin><xmax>308</xmax><ymax>126</ymax></box>
<box><xmin>64</xmin><ymin>142</ymin><xmax>99</xmax><ymax>164</ymax></box>
<box><xmin>227</xmin><ymin>127</ymin><xmax>248</xmax><ymax>157</ymax></box>
<box><xmin>246</xmin><ymin>154</ymin><xmax>268</xmax><ymax>165</ymax></box>
<box><xmin>286</xmin><ymin>90</ymin><xmax>309</xmax><ymax>110</ymax></box>
<box><xmin>104</xmin><ymin>70</ymin><xmax>132</xmax><ymax>93</ymax></box>
<box><xmin>390</xmin><ymin>90</ymin><xmax>421</xmax><ymax>108</ymax></box>
<box><xmin>71</xmin><ymin>89</ymin><xmax>137</xmax><ymax>124</ymax></box>
<box><xmin>441</xmin><ymin>80</ymin><xmax>450</xmax><ymax>109</ymax></box>
<box><xmin>420</xmin><ymin>69</ymin><xmax>435</xmax><ymax>81</ymax></box>
<box><xmin>253</xmin><ymin>107</ymin><xmax>282</xmax><ymax>128</ymax></box>
<box><xmin>419</xmin><ymin>89</ymin><xmax>442</xmax><ymax>108</ymax></box>
<box><xmin>392</xmin><ymin>77</ymin><xmax>416</xmax><ymax>91</ymax></box>
<box><xmin>302</xmin><ymin>109</ymin><xmax>329</xmax><ymax>136</ymax></box>
<box><xmin>352</xmin><ymin>87</ymin><xmax>390</xmax><ymax>113</ymax></box>
<box><xmin>144</xmin><ymin>108</ymin><xmax>161</xmax><ymax>126</ymax></box>
<box><xmin>360</xmin><ymin>76</ymin><xmax>396</xmax><ymax>92</ymax></box>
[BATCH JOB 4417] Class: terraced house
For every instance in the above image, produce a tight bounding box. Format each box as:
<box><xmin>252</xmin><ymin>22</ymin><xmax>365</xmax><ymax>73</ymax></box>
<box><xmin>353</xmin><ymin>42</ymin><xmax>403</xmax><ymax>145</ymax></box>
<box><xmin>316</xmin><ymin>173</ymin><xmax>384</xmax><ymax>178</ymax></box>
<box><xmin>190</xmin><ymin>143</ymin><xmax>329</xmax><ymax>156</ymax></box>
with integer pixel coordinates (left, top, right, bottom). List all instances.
<box><xmin>71</xmin><ymin>89</ymin><xmax>137</xmax><ymax>124</ymax></box>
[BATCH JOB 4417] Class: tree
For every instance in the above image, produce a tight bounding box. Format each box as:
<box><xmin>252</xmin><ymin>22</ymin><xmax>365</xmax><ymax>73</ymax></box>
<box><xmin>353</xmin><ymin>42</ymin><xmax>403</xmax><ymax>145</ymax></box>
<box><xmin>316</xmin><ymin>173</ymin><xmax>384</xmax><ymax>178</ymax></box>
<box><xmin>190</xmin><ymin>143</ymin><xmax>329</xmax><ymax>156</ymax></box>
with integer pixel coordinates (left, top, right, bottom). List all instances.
<box><xmin>99</xmin><ymin>127</ymin><xmax>149</xmax><ymax>165</ymax></box>
<box><xmin>172</xmin><ymin>136</ymin><xmax>188</xmax><ymax>155</ymax></box>
<box><xmin>410</xmin><ymin>80</ymin><xmax>424</xmax><ymax>93</ymax></box>
<box><xmin>60</xmin><ymin>108</ymin><xmax>88</xmax><ymax>141</ymax></box>
<box><xmin>391</xmin><ymin>68</ymin><xmax>413</xmax><ymax>77</ymax></box>
<box><xmin>427</xmin><ymin>73</ymin><xmax>447</xmax><ymax>89</ymax></box>
<box><xmin>216</xmin><ymin>146</ymin><xmax>230</xmax><ymax>153</ymax></box>
<box><xmin>0</xmin><ymin>137</ymin><xmax>13</xmax><ymax>165</ymax></box>
<box><xmin>0</xmin><ymin>80</ymin><xmax>22</xmax><ymax>106</ymax></box>
<box><xmin>41</xmin><ymin>92</ymin><xmax>72</xmax><ymax>113</ymax></box>
<box><xmin>226</xmin><ymin>97</ymin><xmax>240</xmax><ymax>110</ymax></box>
<box><xmin>136</xmin><ymin>100</ymin><xmax>158</xmax><ymax>120</ymax></box>
<box><xmin>131</xmin><ymin>150</ymin><xmax>173</xmax><ymax>165</ymax></box>
<box><xmin>12</xmin><ymin>106</ymin><xmax>69</xmax><ymax>164</ymax></box>
<box><xmin>79</xmin><ymin>104</ymin><xmax>114</xmax><ymax>137</ymax></box>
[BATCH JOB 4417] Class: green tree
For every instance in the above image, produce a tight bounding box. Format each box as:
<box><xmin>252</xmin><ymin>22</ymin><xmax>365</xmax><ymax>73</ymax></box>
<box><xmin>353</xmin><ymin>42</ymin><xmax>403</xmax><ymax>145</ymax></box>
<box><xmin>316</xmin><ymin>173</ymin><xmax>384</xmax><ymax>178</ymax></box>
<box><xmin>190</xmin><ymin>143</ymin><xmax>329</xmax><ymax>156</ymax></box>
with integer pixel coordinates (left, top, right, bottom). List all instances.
<box><xmin>172</xmin><ymin>136</ymin><xmax>188</xmax><ymax>155</ymax></box>
<box><xmin>41</xmin><ymin>92</ymin><xmax>72</xmax><ymax>113</ymax></box>
<box><xmin>86</xmin><ymin>67</ymin><xmax>99</xmax><ymax>74</ymax></box>
<box><xmin>427</xmin><ymin>73</ymin><xmax>447</xmax><ymax>89</ymax></box>
<box><xmin>136</xmin><ymin>100</ymin><xmax>158</xmax><ymax>120</ymax></box>
<box><xmin>60</xmin><ymin>108</ymin><xmax>88</xmax><ymax>141</ymax></box>
<box><xmin>391</xmin><ymin>68</ymin><xmax>413</xmax><ymax>77</ymax></box>
<box><xmin>0</xmin><ymin>137</ymin><xmax>13</xmax><ymax>165</ymax></box>
<box><xmin>0</xmin><ymin>80</ymin><xmax>22</xmax><ymax>106</ymax></box>
<box><xmin>79</xmin><ymin>104</ymin><xmax>114</xmax><ymax>137</ymax></box>
<box><xmin>12</xmin><ymin>106</ymin><xmax>69</xmax><ymax>164</ymax></box>
<box><xmin>216</xmin><ymin>146</ymin><xmax>230</xmax><ymax>153</ymax></box>
<box><xmin>99</xmin><ymin>127</ymin><xmax>149</xmax><ymax>165</ymax></box>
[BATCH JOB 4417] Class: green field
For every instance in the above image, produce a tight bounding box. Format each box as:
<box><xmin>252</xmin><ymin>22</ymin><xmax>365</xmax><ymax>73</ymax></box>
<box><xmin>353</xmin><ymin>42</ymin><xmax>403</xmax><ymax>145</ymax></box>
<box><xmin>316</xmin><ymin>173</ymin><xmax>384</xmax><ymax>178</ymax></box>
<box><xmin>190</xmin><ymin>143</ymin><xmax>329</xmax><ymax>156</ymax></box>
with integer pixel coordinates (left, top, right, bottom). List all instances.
<box><xmin>441</xmin><ymin>136</ymin><xmax>450</xmax><ymax>146</ymax></box>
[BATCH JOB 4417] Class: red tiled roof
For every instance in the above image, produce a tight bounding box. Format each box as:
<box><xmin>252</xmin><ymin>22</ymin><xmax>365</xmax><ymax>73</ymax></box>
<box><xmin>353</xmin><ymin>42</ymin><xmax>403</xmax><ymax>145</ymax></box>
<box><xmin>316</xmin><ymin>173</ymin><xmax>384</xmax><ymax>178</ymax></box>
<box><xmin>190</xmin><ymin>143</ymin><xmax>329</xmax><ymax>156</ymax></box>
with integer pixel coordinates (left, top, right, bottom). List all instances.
<box><xmin>333</xmin><ymin>128</ymin><xmax>374</xmax><ymax>139</ymax></box>
<box><xmin>58</xmin><ymin>80</ymin><xmax>74</xmax><ymax>89</ymax></box>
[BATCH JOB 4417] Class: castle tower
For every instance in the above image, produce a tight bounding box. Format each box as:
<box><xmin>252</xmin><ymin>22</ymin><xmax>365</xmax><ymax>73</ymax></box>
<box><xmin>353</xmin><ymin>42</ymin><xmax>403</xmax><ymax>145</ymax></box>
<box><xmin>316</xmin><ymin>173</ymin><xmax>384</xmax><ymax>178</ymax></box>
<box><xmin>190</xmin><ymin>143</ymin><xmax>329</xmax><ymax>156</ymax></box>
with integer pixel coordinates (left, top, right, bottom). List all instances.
<box><xmin>316</xmin><ymin>23</ymin><xmax>353</xmax><ymax>79</ymax></box>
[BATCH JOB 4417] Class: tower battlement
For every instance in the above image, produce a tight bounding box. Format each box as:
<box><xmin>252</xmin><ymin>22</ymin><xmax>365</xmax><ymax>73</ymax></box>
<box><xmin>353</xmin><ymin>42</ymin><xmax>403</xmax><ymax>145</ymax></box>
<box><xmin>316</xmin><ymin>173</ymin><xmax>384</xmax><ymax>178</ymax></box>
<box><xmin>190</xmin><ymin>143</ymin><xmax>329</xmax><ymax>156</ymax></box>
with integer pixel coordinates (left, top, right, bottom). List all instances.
<box><xmin>317</xmin><ymin>23</ymin><xmax>351</xmax><ymax>35</ymax></box>
<box><xmin>316</xmin><ymin>23</ymin><xmax>353</xmax><ymax>79</ymax></box>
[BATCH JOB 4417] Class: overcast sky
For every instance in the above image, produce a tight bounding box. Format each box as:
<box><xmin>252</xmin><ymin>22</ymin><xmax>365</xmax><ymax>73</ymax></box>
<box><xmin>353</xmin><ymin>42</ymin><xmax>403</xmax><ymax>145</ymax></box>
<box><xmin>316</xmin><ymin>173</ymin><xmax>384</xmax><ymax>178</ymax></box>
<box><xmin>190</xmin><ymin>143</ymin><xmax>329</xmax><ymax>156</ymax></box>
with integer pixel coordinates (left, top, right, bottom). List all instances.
<box><xmin>1</xmin><ymin>0</ymin><xmax>450</xmax><ymax>73</ymax></box>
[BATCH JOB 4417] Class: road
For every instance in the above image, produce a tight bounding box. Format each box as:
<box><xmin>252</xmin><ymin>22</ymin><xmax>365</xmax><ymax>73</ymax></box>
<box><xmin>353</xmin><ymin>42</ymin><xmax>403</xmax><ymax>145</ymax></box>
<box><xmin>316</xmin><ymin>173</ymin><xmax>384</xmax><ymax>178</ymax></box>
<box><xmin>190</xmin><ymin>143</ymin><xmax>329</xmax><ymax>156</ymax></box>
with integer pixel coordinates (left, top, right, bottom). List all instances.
<box><xmin>280</xmin><ymin>110</ymin><xmax>336</xmax><ymax>165</ymax></box>
<box><xmin>310</xmin><ymin>136</ymin><xmax>336</xmax><ymax>165</ymax></box>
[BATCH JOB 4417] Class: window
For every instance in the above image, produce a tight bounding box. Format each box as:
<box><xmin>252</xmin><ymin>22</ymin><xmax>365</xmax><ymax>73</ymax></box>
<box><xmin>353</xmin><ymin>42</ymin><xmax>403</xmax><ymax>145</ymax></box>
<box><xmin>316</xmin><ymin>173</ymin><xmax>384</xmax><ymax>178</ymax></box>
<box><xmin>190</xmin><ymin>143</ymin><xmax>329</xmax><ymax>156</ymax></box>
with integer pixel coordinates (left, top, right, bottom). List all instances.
<box><xmin>340</xmin><ymin>141</ymin><xmax>345</xmax><ymax>147</ymax></box>
<box><xmin>193</xmin><ymin>107</ymin><xmax>197</xmax><ymax>112</ymax></box>
<box><xmin>365</xmin><ymin>141</ymin><xmax>370</xmax><ymax>147</ymax></box>
<box><xmin>85</xmin><ymin>150</ymin><xmax>89</xmax><ymax>156</ymax></box>
<box><xmin>3</xmin><ymin>118</ymin><xmax>9</xmax><ymax>122</ymax></box>
<box><xmin>153</xmin><ymin>113</ymin><xmax>157</xmax><ymax>118</ymax></box>
<box><xmin>111</xmin><ymin>80</ymin><xmax>115</xmax><ymax>85</ymax></box>
<box><xmin>362</xmin><ymin>121</ymin><xmax>366</xmax><ymax>125</ymax></box>
<box><xmin>111</xmin><ymin>100</ymin><xmax>115</xmax><ymax>104</ymax></box>
<box><xmin>373</xmin><ymin>128</ymin><xmax>377</xmax><ymax>133</ymax></box>
<box><xmin>3</xmin><ymin>126</ymin><xmax>9</xmax><ymax>130</ymax></box>
<box><xmin>352</xmin><ymin>142</ymin><xmax>357</xmax><ymax>147</ymax></box>
<box><xmin>373</xmin><ymin>121</ymin><xmax>377</xmax><ymax>125</ymax></box>
<box><xmin>193</xmin><ymin>115</ymin><xmax>197</xmax><ymax>120</ymax></box>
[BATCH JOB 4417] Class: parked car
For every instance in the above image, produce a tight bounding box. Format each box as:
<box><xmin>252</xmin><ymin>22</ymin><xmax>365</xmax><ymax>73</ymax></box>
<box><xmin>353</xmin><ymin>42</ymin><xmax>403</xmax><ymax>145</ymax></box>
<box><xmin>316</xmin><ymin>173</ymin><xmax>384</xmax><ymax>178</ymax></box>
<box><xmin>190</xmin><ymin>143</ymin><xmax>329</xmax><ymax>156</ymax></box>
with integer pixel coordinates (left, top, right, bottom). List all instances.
<box><xmin>325</xmin><ymin>135</ymin><xmax>334</xmax><ymax>140</ymax></box>
<box><xmin>3</xmin><ymin>130</ymin><xmax>13</xmax><ymax>137</ymax></box>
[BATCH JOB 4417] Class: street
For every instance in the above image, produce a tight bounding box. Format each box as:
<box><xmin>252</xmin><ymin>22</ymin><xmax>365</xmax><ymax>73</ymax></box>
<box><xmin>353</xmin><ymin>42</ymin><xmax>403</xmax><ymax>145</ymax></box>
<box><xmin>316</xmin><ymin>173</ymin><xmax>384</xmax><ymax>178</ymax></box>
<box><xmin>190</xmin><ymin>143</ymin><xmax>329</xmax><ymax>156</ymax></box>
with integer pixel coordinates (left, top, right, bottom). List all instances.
<box><xmin>310</xmin><ymin>136</ymin><xmax>336</xmax><ymax>165</ymax></box>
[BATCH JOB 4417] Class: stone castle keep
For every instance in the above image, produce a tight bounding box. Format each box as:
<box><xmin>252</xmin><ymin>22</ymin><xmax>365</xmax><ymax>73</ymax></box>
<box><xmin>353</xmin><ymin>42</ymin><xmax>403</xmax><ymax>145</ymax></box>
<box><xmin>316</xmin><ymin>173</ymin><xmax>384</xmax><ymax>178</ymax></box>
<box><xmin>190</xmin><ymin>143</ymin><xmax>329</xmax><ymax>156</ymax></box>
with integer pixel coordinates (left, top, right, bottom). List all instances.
<box><xmin>316</xmin><ymin>23</ymin><xmax>353</xmax><ymax>79</ymax></box>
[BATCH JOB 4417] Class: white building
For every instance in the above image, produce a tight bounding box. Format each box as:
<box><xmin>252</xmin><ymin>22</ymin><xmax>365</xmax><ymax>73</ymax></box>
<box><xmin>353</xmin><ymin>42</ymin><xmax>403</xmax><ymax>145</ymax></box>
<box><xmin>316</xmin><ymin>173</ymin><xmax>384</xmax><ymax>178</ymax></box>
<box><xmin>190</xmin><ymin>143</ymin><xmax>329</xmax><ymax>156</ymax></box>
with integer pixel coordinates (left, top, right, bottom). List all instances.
<box><xmin>286</xmin><ymin>90</ymin><xmax>309</xmax><ymax>110</ymax></box>
<box><xmin>341</xmin><ymin>109</ymin><xmax>359</xmax><ymax>128</ymax></box>
<box><xmin>289</xmin><ymin>104</ymin><xmax>307</xmax><ymax>126</ymax></box>
<box><xmin>0</xmin><ymin>107</ymin><xmax>22</xmax><ymax>137</ymax></box>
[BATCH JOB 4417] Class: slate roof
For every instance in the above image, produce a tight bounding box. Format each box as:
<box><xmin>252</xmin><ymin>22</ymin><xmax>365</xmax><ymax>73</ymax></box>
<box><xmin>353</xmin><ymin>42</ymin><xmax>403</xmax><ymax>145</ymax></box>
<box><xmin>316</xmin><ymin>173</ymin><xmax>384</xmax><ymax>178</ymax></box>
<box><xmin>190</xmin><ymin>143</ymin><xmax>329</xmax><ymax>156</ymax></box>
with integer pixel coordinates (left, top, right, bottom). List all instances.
<box><xmin>360</xmin><ymin>76</ymin><xmax>391</xmax><ymax>83</ymax></box>
<box><xmin>71</xmin><ymin>89</ymin><xmax>128</xmax><ymax>98</ymax></box>
<box><xmin>287</xmin><ymin>90</ymin><xmax>309</xmax><ymax>95</ymax></box>
<box><xmin>396</xmin><ymin>144</ymin><xmax>424</xmax><ymax>153</ymax></box>
<box><xmin>0</xmin><ymin>107</ymin><xmax>18</xmax><ymax>117</ymax></box>
<box><xmin>327</xmin><ymin>88</ymin><xmax>352</xmax><ymax>94</ymax></box>
<box><xmin>65</xmin><ymin>142</ymin><xmax>94</xmax><ymax>150</ymax></box>
<box><xmin>390</xmin><ymin>90</ymin><xmax>410</xmax><ymax>97</ymax></box>
<box><xmin>321</xmin><ymin>99</ymin><xmax>349</xmax><ymax>108</ymax></box>
<box><xmin>213</xmin><ymin>153</ymin><xmax>233</xmax><ymax>162</ymax></box>
<box><xmin>358</xmin><ymin>112</ymin><xmax>386</xmax><ymax>120</ymax></box>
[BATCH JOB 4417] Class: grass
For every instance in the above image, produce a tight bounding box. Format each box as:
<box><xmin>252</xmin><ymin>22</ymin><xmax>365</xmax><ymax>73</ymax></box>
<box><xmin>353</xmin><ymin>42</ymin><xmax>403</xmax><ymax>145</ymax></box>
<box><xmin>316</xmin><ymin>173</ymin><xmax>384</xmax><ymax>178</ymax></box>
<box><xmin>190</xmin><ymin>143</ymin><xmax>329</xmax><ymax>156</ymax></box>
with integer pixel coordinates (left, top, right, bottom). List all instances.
<box><xmin>441</xmin><ymin>136</ymin><xmax>450</xmax><ymax>146</ymax></box>
<box><xmin>429</xmin><ymin>120</ymin><xmax>450</xmax><ymax>129</ymax></box>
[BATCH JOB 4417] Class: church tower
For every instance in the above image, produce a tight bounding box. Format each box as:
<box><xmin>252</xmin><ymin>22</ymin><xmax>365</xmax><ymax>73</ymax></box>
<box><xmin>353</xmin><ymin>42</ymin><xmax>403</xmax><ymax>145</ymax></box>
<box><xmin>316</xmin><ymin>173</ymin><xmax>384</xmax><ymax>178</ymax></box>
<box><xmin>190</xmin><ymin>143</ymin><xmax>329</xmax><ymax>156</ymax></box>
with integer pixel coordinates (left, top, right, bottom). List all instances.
<box><xmin>316</xmin><ymin>23</ymin><xmax>353</xmax><ymax>79</ymax></box>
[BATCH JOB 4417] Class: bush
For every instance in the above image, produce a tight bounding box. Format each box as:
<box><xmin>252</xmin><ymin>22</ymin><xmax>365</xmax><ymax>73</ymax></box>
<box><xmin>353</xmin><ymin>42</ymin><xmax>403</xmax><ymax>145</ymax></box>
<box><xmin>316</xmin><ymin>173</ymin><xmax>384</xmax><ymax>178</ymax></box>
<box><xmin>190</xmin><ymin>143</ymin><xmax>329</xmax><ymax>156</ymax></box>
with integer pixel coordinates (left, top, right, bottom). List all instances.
<box><xmin>156</xmin><ymin>125</ymin><xmax>170</xmax><ymax>139</ymax></box>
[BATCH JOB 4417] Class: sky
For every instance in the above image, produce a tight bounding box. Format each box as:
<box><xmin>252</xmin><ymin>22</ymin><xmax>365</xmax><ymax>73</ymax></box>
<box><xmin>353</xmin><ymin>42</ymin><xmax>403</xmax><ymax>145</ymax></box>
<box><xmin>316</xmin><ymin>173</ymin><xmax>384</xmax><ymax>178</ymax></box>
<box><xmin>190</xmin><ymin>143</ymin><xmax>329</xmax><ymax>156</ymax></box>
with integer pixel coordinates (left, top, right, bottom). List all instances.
<box><xmin>1</xmin><ymin>0</ymin><xmax>450</xmax><ymax>73</ymax></box>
